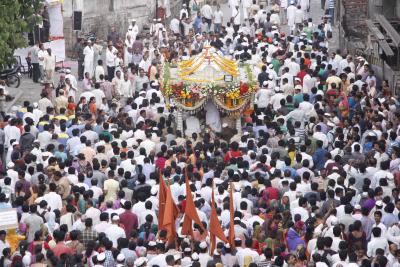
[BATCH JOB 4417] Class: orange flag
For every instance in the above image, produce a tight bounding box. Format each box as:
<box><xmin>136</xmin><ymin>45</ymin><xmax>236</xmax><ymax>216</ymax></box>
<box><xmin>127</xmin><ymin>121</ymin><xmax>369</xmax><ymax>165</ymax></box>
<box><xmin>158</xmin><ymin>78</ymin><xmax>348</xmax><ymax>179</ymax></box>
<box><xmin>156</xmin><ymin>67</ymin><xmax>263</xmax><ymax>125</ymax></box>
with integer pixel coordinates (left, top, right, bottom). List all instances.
<box><xmin>209</xmin><ymin>182</ymin><xmax>228</xmax><ymax>255</ymax></box>
<box><xmin>162</xmin><ymin>182</ymin><xmax>180</xmax><ymax>243</ymax></box>
<box><xmin>228</xmin><ymin>182</ymin><xmax>235</xmax><ymax>248</ymax></box>
<box><xmin>158</xmin><ymin>170</ymin><xmax>168</xmax><ymax>230</ymax></box>
<box><xmin>181</xmin><ymin>169</ymin><xmax>208</xmax><ymax>237</ymax></box>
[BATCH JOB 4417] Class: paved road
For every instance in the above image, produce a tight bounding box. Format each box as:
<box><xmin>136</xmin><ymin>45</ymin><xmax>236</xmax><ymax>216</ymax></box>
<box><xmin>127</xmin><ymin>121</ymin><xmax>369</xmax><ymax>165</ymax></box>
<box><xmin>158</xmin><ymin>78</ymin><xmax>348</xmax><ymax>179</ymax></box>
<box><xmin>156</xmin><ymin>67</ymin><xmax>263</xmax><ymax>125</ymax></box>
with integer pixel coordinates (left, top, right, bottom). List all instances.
<box><xmin>9</xmin><ymin>0</ymin><xmax>338</xmax><ymax>110</ymax></box>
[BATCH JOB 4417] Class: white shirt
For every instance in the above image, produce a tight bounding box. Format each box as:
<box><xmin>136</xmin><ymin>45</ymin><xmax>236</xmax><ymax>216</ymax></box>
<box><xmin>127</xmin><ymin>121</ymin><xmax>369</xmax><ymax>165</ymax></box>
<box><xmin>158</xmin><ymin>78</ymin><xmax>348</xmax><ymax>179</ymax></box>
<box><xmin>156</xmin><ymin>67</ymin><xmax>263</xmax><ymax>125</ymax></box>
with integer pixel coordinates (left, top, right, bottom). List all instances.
<box><xmin>236</xmin><ymin>248</ymin><xmax>260</xmax><ymax>266</ymax></box>
<box><xmin>139</xmin><ymin>209</ymin><xmax>158</xmax><ymax>226</ymax></box>
<box><xmin>38</xmin><ymin>50</ymin><xmax>47</xmax><ymax>66</ymax></box>
<box><xmin>95</xmin><ymin>65</ymin><xmax>105</xmax><ymax>82</ymax></box>
<box><xmin>139</xmin><ymin>139</ymin><xmax>156</xmax><ymax>156</ymax></box>
<box><xmin>0</xmin><ymin>240</ymin><xmax>10</xmax><ymax>256</ymax></box>
<box><xmin>270</xmin><ymin>92</ymin><xmax>285</xmax><ymax>110</ymax></box>
<box><xmin>43</xmin><ymin>191</ymin><xmax>62</xmax><ymax>212</ymax></box>
<box><xmin>232</xmin><ymin>7</ymin><xmax>240</xmax><ymax>25</ymax></box>
<box><xmin>313</xmin><ymin>132</ymin><xmax>329</xmax><ymax>148</ymax></box>
<box><xmin>302</xmin><ymin>74</ymin><xmax>316</xmax><ymax>93</ymax></box>
<box><xmin>255</xmin><ymin>88</ymin><xmax>274</xmax><ymax>108</ymax></box>
<box><xmin>214</xmin><ymin>10</ymin><xmax>224</xmax><ymax>24</ymax></box>
<box><xmin>138</xmin><ymin>59</ymin><xmax>151</xmax><ymax>72</ymax></box>
<box><xmin>367</xmin><ymin>236</ymin><xmax>388</xmax><ymax>257</ymax></box>
<box><xmin>4</xmin><ymin>125</ymin><xmax>21</xmax><ymax>148</ymax></box>
<box><xmin>201</xmin><ymin>4</ymin><xmax>213</xmax><ymax>19</ymax></box>
<box><xmin>94</xmin><ymin>221</ymin><xmax>111</xmax><ymax>233</ymax></box>
<box><xmin>106</xmin><ymin>47</ymin><xmax>117</xmax><ymax>67</ymax></box>
<box><xmin>120</xmin><ymin>79</ymin><xmax>133</xmax><ymax>97</ymax></box>
<box><xmin>170</xmin><ymin>18</ymin><xmax>180</xmax><ymax>34</ymax></box>
<box><xmin>38</xmin><ymin>97</ymin><xmax>53</xmax><ymax>113</ymax></box>
<box><xmin>90</xmin><ymin>186</ymin><xmax>103</xmax><ymax>200</ymax></box>
<box><xmin>185</xmin><ymin>116</ymin><xmax>201</xmax><ymax>136</ymax></box>
<box><xmin>37</xmin><ymin>130</ymin><xmax>52</xmax><ymax>150</ymax></box>
<box><xmin>147</xmin><ymin>254</ymin><xmax>167</xmax><ymax>267</ymax></box>
<box><xmin>292</xmin><ymin>206</ymin><xmax>309</xmax><ymax>222</ymax></box>
<box><xmin>92</xmin><ymin>89</ymin><xmax>106</xmax><ymax>107</ymax></box>
<box><xmin>105</xmin><ymin>224</ymin><xmax>126</xmax><ymax>248</ymax></box>
<box><xmin>132</xmin><ymin>201</ymin><xmax>146</xmax><ymax>215</ymax></box>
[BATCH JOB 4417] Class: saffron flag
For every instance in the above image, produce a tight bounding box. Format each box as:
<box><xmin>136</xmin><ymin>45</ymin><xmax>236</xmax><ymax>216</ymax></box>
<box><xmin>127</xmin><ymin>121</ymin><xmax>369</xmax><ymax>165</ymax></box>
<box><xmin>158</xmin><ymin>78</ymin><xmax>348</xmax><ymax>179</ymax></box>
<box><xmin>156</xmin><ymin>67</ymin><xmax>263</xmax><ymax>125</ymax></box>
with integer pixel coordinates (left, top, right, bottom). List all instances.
<box><xmin>209</xmin><ymin>182</ymin><xmax>228</xmax><ymax>255</ymax></box>
<box><xmin>181</xmin><ymin>169</ymin><xmax>208</xmax><ymax>237</ymax></box>
<box><xmin>228</xmin><ymin>182</ymin><xmax>235</xmax><ymax>248</ymax></box>
<box><xmin>162</xmin><ymin>182</ymin><xmax>180</xmax><ymax>243</ymax></box>
<box><xmin>158</xmin><ymin>171</ymin><xmax>167</xmax><ymax>229</ymax></box>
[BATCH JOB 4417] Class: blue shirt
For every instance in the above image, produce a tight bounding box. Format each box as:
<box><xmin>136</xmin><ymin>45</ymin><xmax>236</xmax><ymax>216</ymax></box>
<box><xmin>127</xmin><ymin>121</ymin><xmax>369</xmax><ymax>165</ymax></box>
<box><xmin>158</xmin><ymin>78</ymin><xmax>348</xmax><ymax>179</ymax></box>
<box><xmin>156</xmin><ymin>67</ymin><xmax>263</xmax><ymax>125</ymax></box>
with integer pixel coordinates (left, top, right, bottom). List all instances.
<box><xmin>382</xmin><ymin>213</ymin><xmax>398</xmax><ymax>228</ymax></box>
<box><xmin>313</xmin><ymin>148</ymin><xmax>327</xmax><ymax>170</ymax></box>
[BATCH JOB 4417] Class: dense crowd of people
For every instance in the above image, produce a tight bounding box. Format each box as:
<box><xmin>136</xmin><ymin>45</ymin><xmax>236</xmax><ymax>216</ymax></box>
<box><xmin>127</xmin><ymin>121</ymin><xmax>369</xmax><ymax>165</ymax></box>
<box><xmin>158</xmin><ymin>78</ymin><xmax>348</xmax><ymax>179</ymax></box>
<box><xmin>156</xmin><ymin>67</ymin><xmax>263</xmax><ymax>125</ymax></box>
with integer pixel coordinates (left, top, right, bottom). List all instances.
<box><xmin>1</xmin><ymin>0</ymin><xmax>400</xmax><ymax>266</ymax></box>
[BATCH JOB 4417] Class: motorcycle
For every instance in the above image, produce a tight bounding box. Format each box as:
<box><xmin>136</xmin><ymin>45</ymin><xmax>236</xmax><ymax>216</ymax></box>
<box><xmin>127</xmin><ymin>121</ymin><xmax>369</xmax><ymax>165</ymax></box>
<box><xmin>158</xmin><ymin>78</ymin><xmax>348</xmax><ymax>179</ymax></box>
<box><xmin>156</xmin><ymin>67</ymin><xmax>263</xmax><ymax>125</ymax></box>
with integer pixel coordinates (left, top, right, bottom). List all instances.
<box><xmin>0</xmin><ymin>65</ymin><xmax>21</xmax><ymax>88</ymax></box>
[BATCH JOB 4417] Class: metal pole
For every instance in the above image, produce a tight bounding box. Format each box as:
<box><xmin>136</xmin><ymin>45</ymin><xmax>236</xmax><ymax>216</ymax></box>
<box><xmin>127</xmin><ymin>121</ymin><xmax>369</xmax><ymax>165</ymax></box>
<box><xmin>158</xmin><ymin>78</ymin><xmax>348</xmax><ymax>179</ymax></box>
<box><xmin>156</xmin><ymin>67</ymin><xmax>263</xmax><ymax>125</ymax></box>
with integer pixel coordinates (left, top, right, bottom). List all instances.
<box><xmin>156</xmin><ymin>0</ymin><xmax>159</xmax><ymax>19</ymax></box>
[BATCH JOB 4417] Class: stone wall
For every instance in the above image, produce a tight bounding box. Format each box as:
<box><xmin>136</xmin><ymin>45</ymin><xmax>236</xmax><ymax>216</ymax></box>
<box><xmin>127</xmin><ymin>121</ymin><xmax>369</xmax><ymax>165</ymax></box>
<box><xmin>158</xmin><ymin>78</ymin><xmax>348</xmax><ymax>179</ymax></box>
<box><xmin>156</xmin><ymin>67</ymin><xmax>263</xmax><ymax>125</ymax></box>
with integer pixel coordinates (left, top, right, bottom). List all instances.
<box><xmin>63</xmin><ymin>0</ymin><xmax>181</xmax><ymax>56</ymax></box>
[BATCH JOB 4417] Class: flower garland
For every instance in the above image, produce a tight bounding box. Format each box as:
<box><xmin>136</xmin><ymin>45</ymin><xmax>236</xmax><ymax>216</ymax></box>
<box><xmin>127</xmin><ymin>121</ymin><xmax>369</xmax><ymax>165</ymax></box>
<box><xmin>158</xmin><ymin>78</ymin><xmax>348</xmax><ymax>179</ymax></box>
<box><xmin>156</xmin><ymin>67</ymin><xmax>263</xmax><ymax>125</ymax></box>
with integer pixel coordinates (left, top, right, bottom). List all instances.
<box><xmin>215</xmin><ymin>53</ymin><xmax>237</xmax><ymax>65</ymax></box>
<box><xmin>211</xmin><ymin>55</ymin><xmax>239</xmax><ymax>77</ymax></box>
<box><xmin>178</xmin><ymin>58</ymin><xmax>196</xmax><ymax>69</ymax></box>
<box><xmin>162</xmin><ymin>63</ymin><xmax>172</xmax><ymax>96</ymax></box>
<box><xmin>244</xmin><ymin>64</ymin><xmax>258</xmax><ymax>91</ymax></box>
<box><xmin>180</xmin><ymin>75</ymin><xmax>225</xmax><ymax>83</ymax></box>
<box><xmin>178</xmin><ymin>58</ymin><xmax>205</xmax><ymax>77</ymax></box>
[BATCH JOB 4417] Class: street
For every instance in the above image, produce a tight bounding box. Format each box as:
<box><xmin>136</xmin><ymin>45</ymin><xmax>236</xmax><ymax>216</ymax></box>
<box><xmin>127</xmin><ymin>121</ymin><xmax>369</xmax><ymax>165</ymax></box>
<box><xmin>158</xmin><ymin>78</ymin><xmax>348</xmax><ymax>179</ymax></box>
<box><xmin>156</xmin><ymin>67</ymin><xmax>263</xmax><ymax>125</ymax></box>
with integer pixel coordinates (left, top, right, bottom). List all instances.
<box><xmin>8</xmin><ymin>0</ymin><xmax>338</xmax><ymax>112</ymax></box>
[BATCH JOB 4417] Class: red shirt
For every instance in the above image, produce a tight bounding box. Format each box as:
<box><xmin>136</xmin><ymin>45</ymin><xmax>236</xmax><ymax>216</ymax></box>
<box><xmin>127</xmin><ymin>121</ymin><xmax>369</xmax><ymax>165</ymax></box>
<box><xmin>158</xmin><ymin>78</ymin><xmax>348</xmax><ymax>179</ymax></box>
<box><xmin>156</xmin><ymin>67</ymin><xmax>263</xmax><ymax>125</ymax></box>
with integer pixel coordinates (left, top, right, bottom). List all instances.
<box><xmin>119</xmin><ymin>210</ymin><xmax>138</xmax><ymax>237</ymax></box>
<box><xmin>155</xmin><ymin>157</ymin><xmax>167</xmax><ymax>170</ymax></box>
<box><xmin>223</xmin><ymin>150</ymin><xmax>242</xmax><ymax>163</ymax></box>
<box><xmin>264</xmin><ymin>187</ymin><xmax>279</xmax><ymax>200</ymax></box>
<box><xmin>297</xmin><ymin>70</ymin><xmax>307</xmax><ymax>83</ymax></box>
<box><xmin>52</xmin><ymin>242</ymin><xmax>73</xmax><ymax>258</ymax></box>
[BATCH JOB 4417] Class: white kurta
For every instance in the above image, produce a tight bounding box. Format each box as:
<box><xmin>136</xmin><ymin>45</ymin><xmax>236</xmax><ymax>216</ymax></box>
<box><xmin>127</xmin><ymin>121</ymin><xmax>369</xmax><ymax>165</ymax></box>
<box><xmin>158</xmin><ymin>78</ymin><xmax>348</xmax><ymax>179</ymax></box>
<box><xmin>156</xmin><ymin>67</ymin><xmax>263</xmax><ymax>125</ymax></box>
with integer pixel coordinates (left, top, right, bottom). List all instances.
<box><xmin>300</xmin><ymin>0</ymin><xmax>309</xmax><ymax>19</ymax></box>
<box><xmin>229</xmin><ymin>0</ymin><xmax>239</xmax><ymax>17</ymax></box>
<box><xmin>124</xmin><ymin>38</ymin><xmax>134</xmax><ymax>64</ymax></box>
<box><xmin>185</xmin><ymin>116</ymin><xmax>201</xmax><ymax>137</ymax></box>
<box><xmin>205</xmin><ymin>101</ymin><xmax>222</xmax><ymax>133</ymax></box>
<box><xmin>83</xmin><ymin>46</ymin><xmax>94</xmax><ymax>78</ymax></box>
<box><xmin>287</xmin><ymin>5</ymin><xmax>297</xmax><ymax>29</ymax></box>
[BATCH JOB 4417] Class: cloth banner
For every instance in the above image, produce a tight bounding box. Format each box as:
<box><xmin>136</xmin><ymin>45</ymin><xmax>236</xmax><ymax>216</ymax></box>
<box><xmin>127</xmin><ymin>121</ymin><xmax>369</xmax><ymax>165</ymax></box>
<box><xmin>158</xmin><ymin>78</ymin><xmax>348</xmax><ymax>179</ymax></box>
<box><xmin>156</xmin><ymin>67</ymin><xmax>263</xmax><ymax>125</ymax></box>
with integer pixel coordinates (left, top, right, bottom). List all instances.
<box><xmin>0</xmin><ymin>209</ymin><xmax>18</xmax><ymax>230</ymax></box>
<box><xmin>48</xmin><ymin>3</ymin><xmax>64</xmax><ymax>38</ymax></box>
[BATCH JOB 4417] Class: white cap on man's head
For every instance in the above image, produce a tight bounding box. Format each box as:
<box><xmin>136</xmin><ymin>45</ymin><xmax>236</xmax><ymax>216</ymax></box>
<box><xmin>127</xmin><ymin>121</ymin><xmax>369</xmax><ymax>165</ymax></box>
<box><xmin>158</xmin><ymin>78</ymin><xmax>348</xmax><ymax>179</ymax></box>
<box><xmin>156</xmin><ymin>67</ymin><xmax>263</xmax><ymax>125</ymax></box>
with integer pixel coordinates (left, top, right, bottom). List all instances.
<box><xmin>199</xmin><ymin>241</ymin><xmax>207</xmax><ymax>249</ymax></box>
<box><xmin>97</xmin><ymin>253</ymin><xmax>106</xmax><ymax>261</ymax></box>
<box><xmin>134</xmin><ymin>257</ymin><xmax>148</xmax><ymax>267</ymax></box>
<box><xmin>192</xmin><ymin>253</ymin><xmax>199</xmax><ymax>261</ymax></box>
<box><xmin>151</xmin><ymin>187</ymin><xmax>158</xmax><ymax>195</ymax></box>
<box><xmin>117</xmin><ymin>254</ymin><xmax>125</xmax><ymax>262</ymax></box>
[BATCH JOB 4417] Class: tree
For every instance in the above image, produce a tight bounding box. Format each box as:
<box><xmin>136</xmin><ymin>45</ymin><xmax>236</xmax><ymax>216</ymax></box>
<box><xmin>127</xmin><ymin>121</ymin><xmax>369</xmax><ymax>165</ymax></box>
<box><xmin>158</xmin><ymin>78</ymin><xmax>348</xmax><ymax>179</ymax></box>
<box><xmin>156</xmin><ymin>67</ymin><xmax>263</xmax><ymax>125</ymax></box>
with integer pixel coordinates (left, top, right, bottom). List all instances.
<box><xmin>0</xmin><ymin>0</ymin><xmax>44</xmax><ymax>68</ymax></box>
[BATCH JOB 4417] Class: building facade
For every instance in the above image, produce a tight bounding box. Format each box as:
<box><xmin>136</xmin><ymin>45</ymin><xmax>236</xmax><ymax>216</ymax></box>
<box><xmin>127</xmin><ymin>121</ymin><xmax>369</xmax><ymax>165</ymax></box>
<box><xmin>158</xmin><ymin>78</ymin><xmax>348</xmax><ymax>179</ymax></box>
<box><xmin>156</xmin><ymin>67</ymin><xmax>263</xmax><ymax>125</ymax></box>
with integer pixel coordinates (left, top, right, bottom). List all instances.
<box><xmin>62</xmin><ymin>0</ymin><xmax>180</xmax><ymax>54</ymax></box>
<box><xmin>338</xmin><ymin>0</ymin><xmax>400</xmax><ymax>94</ymax></box>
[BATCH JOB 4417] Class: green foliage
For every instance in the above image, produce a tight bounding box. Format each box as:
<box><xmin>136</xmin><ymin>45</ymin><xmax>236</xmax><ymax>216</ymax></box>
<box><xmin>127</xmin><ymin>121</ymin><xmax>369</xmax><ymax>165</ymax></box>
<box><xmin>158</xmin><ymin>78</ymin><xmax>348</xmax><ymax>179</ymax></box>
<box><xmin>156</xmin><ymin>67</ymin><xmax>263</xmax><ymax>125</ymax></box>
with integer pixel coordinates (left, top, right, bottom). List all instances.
<box><xmin>0</xmin><ymin>0</ymin><xmax>44</xmax><ymax>67</ymax></box>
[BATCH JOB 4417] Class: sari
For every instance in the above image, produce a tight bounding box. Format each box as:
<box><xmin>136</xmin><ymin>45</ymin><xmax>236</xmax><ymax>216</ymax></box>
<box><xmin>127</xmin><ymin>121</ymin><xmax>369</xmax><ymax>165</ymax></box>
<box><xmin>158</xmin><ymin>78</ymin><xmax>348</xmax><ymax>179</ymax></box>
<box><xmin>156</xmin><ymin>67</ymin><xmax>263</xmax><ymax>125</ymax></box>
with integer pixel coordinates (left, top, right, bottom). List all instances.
<box><xmin>337</xmin><ymin>92</ymin><xmax>349</xmax><ymax>119</ymax></box>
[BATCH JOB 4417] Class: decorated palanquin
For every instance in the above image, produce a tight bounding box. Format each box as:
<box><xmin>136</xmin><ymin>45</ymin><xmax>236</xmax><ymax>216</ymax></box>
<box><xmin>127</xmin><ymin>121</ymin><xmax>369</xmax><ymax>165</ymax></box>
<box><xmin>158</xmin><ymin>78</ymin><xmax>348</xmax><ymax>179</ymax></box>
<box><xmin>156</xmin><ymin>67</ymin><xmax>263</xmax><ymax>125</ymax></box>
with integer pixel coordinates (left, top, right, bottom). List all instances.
<box><xmin>161</xmin><ymin>43</ymin><xmax>258</xmax><ymax>118</ymax></box>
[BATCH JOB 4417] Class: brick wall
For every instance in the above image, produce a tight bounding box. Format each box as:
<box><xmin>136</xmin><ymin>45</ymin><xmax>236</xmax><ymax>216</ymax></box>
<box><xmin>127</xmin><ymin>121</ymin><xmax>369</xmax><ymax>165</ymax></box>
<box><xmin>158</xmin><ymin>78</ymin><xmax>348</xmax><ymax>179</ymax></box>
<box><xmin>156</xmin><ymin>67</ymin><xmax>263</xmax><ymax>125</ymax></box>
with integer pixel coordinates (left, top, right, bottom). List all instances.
<box><xmin>341</xmin><ymin>0</ymin><xmax>368</xmax><ymax>39</ymax></box>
